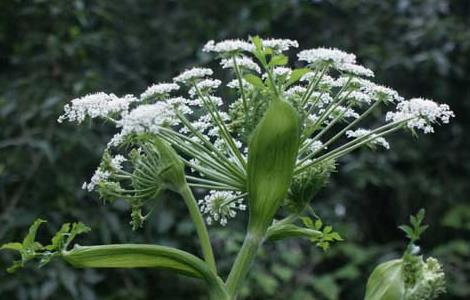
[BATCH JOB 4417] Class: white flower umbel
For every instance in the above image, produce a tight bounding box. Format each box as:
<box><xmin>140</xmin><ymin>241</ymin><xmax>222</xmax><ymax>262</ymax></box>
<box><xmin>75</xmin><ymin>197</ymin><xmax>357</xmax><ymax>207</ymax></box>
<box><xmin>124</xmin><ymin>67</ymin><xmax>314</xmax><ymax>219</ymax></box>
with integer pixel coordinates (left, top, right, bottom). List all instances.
<box><xmin>58</xmin><ymin>92</ymin><xmax>137</xmax><ymax>123</ymax></box>
<box><xmin>261</xmin><ymin>38</ymin><xmax>299</xmax><ymax>52</ymax></box>
<box><xmin>203</xmin><ymin>39</ymin><xmax>254</xmax><ymax>54</ymax></box>
<box><xmin>273</xmin><ymin>67</ymin><xmax>292</xmax><ymax>78</ymax></box>
<box><xmin>173</xmin><ymin>67</ymin><xmax>214</xmax><ymax>84</ymax></box>
<box><xmin>346</xmin><ymin>129</ymin><xmax>390</xmax><ymax>149</ymax></box>
<box><xmin>297</xmin><ymin>47</ymin><xmax>356</xmax><ymax>68</ymax></box>
<box><xmin>198</xmin><ymin>190</ymin><xmax>246</xmax><ymax>226</ymax></box>
<box><xmin>285</xmin><ymin>86</ymin><xmax>307</xmax><ymax>97</ymax></box>
<box><xmin>189</xmin><ymin>79</ymin><xmax>222</xmax><ymax>98</ymax></box>
<box><xmin>83</xmin><ymin>168</ymin><xmax>110</xmax><ymax>192</ymax></box>
<box><xmin>110</xmin><ymin>155</ymin><xmax>127</xmax><ymax>170</ymax></box>
<box><xmin>140</xmin><ymin>83</ymin><xmax>180</xmax><ymax>100</ymax></box>
<box><xmin>338</xmin><ymin>63</ymin><xmax>374</xmax><ymax>77</ymax></box>
<box><xmin>386</xmin><ymin>98</ymin><xmax>454</xmax><ymax>133</ymax></box>
<box><xmin>117</xmin><ymin>102</ymin><xmax>175</xmax><ymax>136</ymax></box>
<box><xmin>226</xmin><ymin>79</ymin><xmax>252</xmax><ymax>90</ymax></box>
<box><xmin>220</xmin><ymin>56</ymin><xmax>261</xmax><ymax>73</ymax></box>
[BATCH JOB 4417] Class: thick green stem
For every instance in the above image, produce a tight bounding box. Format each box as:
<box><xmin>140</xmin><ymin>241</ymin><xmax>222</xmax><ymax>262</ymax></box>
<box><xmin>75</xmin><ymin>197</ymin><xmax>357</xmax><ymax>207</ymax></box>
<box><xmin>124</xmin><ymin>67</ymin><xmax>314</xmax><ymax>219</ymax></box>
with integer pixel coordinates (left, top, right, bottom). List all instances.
<box><xmin>179</xmin><ymin>184</ymin><xmax>217</xmax><ymax>273</ymax></box>
<box><xmin>225</xmin><ymin>229</ymin><xmax>264</xmax><ymax>298</ymax></box>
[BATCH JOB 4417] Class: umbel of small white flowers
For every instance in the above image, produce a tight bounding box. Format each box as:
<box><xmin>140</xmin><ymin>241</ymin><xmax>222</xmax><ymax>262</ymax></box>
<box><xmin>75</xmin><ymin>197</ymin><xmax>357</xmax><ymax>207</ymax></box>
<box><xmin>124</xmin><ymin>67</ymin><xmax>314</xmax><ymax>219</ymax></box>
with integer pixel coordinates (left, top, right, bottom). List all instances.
<box><xmin>58</xmin><ymin>37</ymin><xmax>454</xmax><ymax>227</ymax></box>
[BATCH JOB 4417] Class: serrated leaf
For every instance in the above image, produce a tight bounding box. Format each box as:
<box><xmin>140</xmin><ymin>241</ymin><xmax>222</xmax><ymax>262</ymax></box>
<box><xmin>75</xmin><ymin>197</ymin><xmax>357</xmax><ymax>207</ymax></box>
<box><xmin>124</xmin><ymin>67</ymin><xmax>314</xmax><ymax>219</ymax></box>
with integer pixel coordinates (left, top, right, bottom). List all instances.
<box><xmin>330</xmin><ymin>232</ymin><xmax>343</xmax><ymax>241</ymax></box>
<box><xmin>398</xmin><ymin>225</ymin><xmax>414</xmax><ymax>239</ymax></box>
<box><xmin>47</xmin><ymin>223</ymin><xmax>71</xmax><ymax>251</ymax></box>
<box><xmin>22</xmin><ymin>219</ymin><xmax>46</xmax><ymax>249</ymax></box>
<box><xmin>66</xmin><ymin>222</ymin><xmax>91</xmax><ymax>245</ymax></box>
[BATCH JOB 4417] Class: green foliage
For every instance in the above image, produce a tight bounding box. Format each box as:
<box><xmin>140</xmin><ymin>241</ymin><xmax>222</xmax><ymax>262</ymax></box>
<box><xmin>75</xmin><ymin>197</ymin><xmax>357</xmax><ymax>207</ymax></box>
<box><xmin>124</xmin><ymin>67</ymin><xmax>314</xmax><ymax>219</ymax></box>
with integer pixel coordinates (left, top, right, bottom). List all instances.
<box><xmin>365</xmin><ymin>210</ymin><xmax>446</xmax><ymax>300</ymax></box>
<box><xmin>300</xmin><ymin>216</ymin><xmax>343</xmax><ymax>251</ymax></box>
<box><xmin>398</xmin><ymin>209</ymin><xmax>429</xmax><ymax>246</ymax></box>
<box><xmin>1</xmin><ymin>219</ymin><xmax>90</xmax><ymax>273</ymax></box>
<box><xmin>1</xmin><ymin>0</ymin><xmax>468</xmax><ymax>299</ymax></box>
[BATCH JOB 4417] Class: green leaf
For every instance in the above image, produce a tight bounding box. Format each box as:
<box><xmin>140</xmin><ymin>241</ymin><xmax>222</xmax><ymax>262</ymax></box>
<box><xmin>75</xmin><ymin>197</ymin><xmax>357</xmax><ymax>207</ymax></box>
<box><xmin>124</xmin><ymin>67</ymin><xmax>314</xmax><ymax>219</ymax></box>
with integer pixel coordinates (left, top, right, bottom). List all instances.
<box><xmin>301</xmin><ymin>217</ymin><xmax>314</xmax><ymax>228</ymax></box>
<box><xmin>251</xmin><ymin>35</ymin><xmax>262</xmax><ymax>51</ymax></box>
<box><xmin>314</xmin><ymin>219</ymin><xmax>323</xmax><ymax>230</ymax></box>
<box><xmin>398</xmin><ymin>225</ymin><xmax>414</xmax><ymax>239</ymax></box>
<box><xmin>1</xmin><ymin>242</ymin><xmax>22</xmax><ymax>251</ymax></box>
<box><xmin>243</xmin><ymin>74</ymin><xmax>265</xmax><ymax>89</ymax></box>
<box><xmin>65</xmin><ymin>222</ymin><xmax>91</xmax><ymax>247</ymax></box>
<box><xmin>1</xmin><ymin>219</ymin><xmax>91</xmax><ymax>273</ymax></box>
<box><xmin>269</xmin><ymin>54</ymin><xmax>288</xmax><ymax>66</ymax></box>
<box><xmin>323</xmin><ymin>226</ymin><xmax>332</xmax><ymax>234</ymax></box>
<box><xmin>22</xmin><ymin>219</ymin><xmax>46</xmax><ymax>249</ymax></box>
<box><xmin>286</xmin><ymin>68</ymin><xmax>310</xmax><ymax>86</ymax></box>
<box><xmin>47</xmin><ymin>223</ymin><xmax>71</xmax><ymax>251</ymax></box>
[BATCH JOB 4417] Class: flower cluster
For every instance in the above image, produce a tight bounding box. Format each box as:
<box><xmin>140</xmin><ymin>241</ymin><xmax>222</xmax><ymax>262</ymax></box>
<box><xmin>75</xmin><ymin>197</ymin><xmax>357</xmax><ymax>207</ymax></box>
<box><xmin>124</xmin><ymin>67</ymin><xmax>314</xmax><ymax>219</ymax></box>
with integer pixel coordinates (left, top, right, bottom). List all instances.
<box><xmin>198</xmin><ymin>191</ymin><xmax>246</xmax><ymax>226</ymax></box>
<box><xmin>60</xmin><ymin>37</ymin><xmax>453</xmax><ymax>227</ymax></box>
<box><xmin>386</xmin><ymin>98</ymin><xmax>454</xmax><ymax>133</ymax></box>
<box><xmin>58</xmin><ymin>92</ymin><xmax>138</xmax><ymax>123</ymax></box>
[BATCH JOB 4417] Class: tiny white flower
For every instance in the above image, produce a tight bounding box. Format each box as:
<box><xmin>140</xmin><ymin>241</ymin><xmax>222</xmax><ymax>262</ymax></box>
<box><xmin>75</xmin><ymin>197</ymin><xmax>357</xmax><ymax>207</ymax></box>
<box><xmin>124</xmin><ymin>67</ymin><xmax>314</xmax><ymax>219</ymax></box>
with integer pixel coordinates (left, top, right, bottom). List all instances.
<box><xmin>84</xmin><ymin>168</ymin><xmax>110</xmax><ymax>192</ymax></box>
<box><xmin>117</xmin><ymin>102</ymin><xmax>176</xmax><ymax>135</ymax></box>
<box><xmin>173</xmin><ymin>67</ymin><xmax>213</xmax><ymax>84</ymax></box>
<box><xmin>348</xmin><ymin>91</ymin><xmax>373</xmax><ymax>105</ymax></box>
<box><xmin>338</xmin><ymin>63</ymin><xmax>374</xmax><ymax>77</ymax></box>
<box><xmin>58</xmin><ymin>92</ymin><xmax>138</xmax><ymax>123</ymax></box>
<box><xmin>220</xmin><ymin>56</ymin><xmax>261</xmax><ymax>73</ymax></box>
<box><xmin>346</xmin><ymin>128</ymin><xmax>390</xmax><ymax>149</ymax></box>
<box><xmin>303</xmin><ymin>139</ymin><xmax>325</xmax><ymax>154</ymax></box>
<box><xmin>198</xmin><ymin>190</ymin><xmax>245</xmax><ymax>226</ymax></box>
<box><xmin>192</xmin><ymin>95</ymin><xmax>223</xmax><ymax>107</ymax></box>
<box><xmin>203</xmin><ymin>39</ymin><xmax>254</xmax><ymax>53</ymax></box>
<box><xmin>273</xmin><ymin>67</ymin><xmax>292</xmax><ymax>78</ymax></box>
<box><xmin>331</xmin><ymin>106</ymin><xmax>360</xmax><ymax>119</ymax></box>
<box><xmin>285</xmin><ymin>86</ymin><xmax>307</xmax><ymax>97</ymax></box>
<box><xmin>110</xmin><ymin>155</ymin><xmax>127</xmax><ymax>170</ymax></box>
<box><xmin>385</xmin><ymin>98</ymin><xmax>454</xmax><ymax>134</ymax></box>
<box><xmin>140</xmin><ymin>83</ymin><xmax>179</xmax><ymax>100</ymax></box>
<box><xmin>226</xmin><ymin>79</ymin><xmax>252</xmax><ymax>90</ymax></box>
<box><xmin>261</xmin><ymin>38</ymin><xmax>299</xmax><ymax>52</ymax></box>
<box><xmin>188</xmin><ymin>79</ymin><xmax>222</xmax><ymax>98</ymax></box>
<box><xmin>297</xmin><ymin>47</ymin><xmax>356</xmax><ymax>67</ymax></box>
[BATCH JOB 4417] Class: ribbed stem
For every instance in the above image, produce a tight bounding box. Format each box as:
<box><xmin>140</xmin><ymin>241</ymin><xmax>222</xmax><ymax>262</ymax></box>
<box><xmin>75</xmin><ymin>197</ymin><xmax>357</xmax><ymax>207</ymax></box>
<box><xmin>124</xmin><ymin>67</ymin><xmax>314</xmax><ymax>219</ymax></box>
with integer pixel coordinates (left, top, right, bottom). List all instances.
<box><xmin>179</xmin><ymin>184</ymin><xmax>217</xmax><ymax>273</ymax></box>
<box><xmin>225</xmin><ymin>229</ymin><xmax>264</xmax><ymax>299</ymax></box>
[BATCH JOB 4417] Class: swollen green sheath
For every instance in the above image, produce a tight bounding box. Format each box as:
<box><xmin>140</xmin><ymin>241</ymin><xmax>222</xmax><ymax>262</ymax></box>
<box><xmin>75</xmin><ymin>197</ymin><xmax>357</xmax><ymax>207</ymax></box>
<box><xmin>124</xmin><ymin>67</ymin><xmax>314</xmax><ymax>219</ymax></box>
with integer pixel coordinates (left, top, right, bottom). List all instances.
<box><xmin>247</xmin><ymin>98</ymin><xmax>300</xmax><ymax>233</ymax></box>
<box><xmin>365</xmin><ymin>259</ymin><xmax>405</xmax><ymax>300</ymax></box>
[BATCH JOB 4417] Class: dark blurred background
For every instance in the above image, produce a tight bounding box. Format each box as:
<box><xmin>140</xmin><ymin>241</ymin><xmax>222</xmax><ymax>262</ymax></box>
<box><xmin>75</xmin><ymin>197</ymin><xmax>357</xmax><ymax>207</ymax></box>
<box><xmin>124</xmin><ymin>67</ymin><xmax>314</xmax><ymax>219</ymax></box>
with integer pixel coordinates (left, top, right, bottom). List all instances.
<box><xmin>0</xmin><ymin>0</ymin><xmax>469</xmax><ymax>299</ymax></box>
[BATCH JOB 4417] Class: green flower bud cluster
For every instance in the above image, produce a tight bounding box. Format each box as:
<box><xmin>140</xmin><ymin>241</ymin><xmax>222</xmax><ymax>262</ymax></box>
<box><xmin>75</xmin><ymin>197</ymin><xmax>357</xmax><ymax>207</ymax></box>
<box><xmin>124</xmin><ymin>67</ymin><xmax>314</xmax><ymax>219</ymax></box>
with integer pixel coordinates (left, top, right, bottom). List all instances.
<box><xmin>93</xmin><ymin>136</ymin><xmax>186</xmax><ymax>230</ymax></box>
<box><xmin>287</xmin><ymin>159</ymin><xmax>336</xmax><ymax>213</ymax></box>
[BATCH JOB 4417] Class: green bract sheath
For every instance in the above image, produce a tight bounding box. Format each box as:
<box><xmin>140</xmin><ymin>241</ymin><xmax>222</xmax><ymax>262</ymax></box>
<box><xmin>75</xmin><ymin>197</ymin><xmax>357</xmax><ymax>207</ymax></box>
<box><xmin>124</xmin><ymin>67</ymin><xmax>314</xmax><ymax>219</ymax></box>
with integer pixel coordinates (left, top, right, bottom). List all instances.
<box><xmin>247</xmin><ymin>98</ymin><xmax>300</xmax><ymax>233</ymax></box>
<box><xmin>365</xmin><ymin>259</ymin><xmax>405</xmax><ymax>300</ymax></box>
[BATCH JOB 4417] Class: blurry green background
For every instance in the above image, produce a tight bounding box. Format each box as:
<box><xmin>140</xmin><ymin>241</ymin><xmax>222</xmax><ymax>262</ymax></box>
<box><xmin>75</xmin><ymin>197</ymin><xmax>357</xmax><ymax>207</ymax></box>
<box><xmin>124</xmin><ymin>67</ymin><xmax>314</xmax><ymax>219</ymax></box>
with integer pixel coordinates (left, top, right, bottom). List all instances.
<box><xmin>1</xmin><ymin>0</ymin><xmax>469</xmax><ymax>299</ymax></box>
